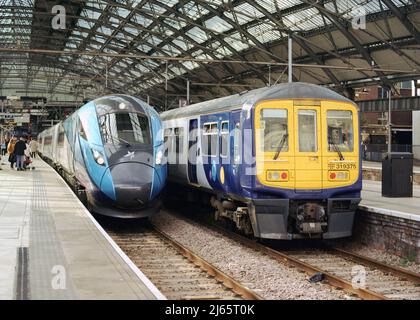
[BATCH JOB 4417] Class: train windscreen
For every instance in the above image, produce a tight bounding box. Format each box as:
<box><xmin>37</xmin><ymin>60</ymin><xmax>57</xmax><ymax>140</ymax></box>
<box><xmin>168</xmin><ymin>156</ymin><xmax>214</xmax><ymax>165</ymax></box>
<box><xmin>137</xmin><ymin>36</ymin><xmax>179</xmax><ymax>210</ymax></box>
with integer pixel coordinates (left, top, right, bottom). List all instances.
<box><xmin>260</xmin><ymin>109</ymin><xmax>289</xmax><ymax>152</ymax></box>
<box><xmin>327</xmin><ymin>110</ymin><xmax>354</xmax><ymax>152</ymax></box>
<box><xmin>99</xmin><ymin>112</ymin><xmax>151</xmax><ymax>145</ymax></box>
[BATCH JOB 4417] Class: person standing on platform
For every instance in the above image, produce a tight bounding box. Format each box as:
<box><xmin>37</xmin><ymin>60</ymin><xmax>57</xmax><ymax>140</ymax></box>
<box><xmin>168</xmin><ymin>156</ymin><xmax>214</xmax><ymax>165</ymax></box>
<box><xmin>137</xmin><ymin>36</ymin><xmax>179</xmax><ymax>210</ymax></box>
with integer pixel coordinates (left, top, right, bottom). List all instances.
<box><xmin>3</xmin><ymin>137</ymin><xmax>10</xmax><ymax>156</ymax></box>
<box><xmin>7</xmin><ymin>137</ymin><xmax>17</xmax><ymax>169</ymax></box>
<box><xmin>1</xmin><ymin>139</ymin><xmax>6</xmax><ymax>156</ymax></box>
<box><xmin>14</xmin><ymin>137</ymin><xmax>27</xmax><ymax>171</ymax></box>
<box><xmin>29</xmin><ymin>137</ymin><xmax>38</xmax><ymax>158</ymax></box>
<box><xmin>24</xmin><ymin>139</ymin><xmax>31</xmax><ymax>170</ymax></box>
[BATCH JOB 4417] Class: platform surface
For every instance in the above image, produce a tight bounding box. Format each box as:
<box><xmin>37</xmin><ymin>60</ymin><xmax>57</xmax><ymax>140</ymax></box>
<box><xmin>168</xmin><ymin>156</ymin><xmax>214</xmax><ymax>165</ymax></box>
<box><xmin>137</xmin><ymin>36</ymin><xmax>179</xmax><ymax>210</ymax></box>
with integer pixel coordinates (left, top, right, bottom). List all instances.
<box><xmin>0</xmin><ymin>158</ymin><xmax>164</xmax><ymax>300</ymax></box>
<box><xmin>361</xmin><ymin>180</ymin><xmax>420</xmax><ymax>222</ymax></box>
<box><xmin>363</xmin><ymin>160</ymin><xmax>420</xmax><ymax>173</ymax></box>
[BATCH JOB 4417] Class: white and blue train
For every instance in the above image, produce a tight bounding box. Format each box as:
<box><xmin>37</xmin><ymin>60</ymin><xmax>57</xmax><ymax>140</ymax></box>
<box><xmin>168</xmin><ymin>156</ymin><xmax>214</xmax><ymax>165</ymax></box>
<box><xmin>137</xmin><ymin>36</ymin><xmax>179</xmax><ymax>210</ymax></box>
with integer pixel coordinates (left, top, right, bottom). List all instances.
<box><xmin>38</xmin><ymin>95</ymin><xmax>167</xmax><ymax>218</ymax></box>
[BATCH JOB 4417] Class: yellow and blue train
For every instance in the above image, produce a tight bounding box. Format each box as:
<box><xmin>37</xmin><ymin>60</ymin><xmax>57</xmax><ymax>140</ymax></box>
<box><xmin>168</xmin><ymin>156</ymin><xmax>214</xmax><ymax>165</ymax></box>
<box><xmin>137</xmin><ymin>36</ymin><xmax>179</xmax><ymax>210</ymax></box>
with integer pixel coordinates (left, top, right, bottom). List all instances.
<box><xmin>38</xmin><ymin>95</ymin><xmax>167</xmax><ymax>218</ymax></box>
<box><xmin>161</xmin><ymin>82</ymin><xmax>361</xmax><ymax>239</ymax></box>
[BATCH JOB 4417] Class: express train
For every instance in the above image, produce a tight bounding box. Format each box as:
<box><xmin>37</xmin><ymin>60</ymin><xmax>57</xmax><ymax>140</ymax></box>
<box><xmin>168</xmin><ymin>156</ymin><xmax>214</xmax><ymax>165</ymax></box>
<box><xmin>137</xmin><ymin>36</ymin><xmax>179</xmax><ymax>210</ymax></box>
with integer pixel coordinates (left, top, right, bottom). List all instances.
<box><xmin>161</xmin><ymin>82</ymin><xmax>361</xmax><ymax>239</ymax></box>
<box><xmin>38</xmin><ymin>95</ymin><xmax>167</xmax><ymax>218</ymax></box>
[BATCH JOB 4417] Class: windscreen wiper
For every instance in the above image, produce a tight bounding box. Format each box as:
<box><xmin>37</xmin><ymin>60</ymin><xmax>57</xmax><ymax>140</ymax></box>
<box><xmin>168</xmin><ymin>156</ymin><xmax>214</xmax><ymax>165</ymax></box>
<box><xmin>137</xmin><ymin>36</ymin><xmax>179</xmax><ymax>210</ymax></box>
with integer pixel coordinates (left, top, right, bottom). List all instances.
<box><xmin>114</xmin><ymin>136</ymin><xmax>131</xmax><ymax>147</ymax></box>
<box><xmin>329</xmin><ymin>139</ymin><xmax>345</xmax><ymax>161</ymax></box>
<box><xmin>273</xmin><ymin>133</ymin><xmax>288</xmax><ymax>160</ymax></box>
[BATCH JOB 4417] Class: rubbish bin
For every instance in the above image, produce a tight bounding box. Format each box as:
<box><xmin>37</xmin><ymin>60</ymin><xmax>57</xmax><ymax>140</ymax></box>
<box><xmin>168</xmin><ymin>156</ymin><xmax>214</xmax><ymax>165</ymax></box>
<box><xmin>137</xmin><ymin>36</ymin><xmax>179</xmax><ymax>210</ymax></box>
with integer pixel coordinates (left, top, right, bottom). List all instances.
<box><xmin>382</xmin><ymin>152</ymin><xmax>413</xmax><ymax>197</ymax></box>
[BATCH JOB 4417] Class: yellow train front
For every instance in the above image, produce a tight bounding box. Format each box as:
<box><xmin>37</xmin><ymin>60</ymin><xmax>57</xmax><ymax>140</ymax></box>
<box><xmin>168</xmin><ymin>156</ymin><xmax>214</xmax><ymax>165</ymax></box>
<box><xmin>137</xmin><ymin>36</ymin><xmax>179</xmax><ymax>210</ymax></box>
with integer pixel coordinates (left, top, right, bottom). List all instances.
<box><xmin>161</xmin><ymin>82</ymin><xmax>362</xmax><ymax>240</ymax></box>
<box><xmin>253</xmin><ymin>85</ymin><xmax>361</xmax><ymax>239</ymax></box>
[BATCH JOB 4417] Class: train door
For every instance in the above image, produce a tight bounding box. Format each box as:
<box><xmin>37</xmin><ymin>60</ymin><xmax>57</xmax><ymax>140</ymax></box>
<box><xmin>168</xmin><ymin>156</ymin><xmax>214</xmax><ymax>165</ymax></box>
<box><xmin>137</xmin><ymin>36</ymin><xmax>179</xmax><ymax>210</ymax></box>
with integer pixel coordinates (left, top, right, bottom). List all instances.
<box><xmin>188</xmin><ymin>118</ymin><xmax>198</xmax><ymax>185</ymax></box>
<box><xmin>217</xmin><ymin>114</ymin><xmax>230</xmax><ymax>193</ymax></box>
<box><xmin>294</xmin><ymin>105</ymin><xmax>323</xmax><ymax>192</ymax></box>
<box><xmin>227</xmin><ymin>110</ymin><xmax>242</xmax><ymax>194</ymax></box>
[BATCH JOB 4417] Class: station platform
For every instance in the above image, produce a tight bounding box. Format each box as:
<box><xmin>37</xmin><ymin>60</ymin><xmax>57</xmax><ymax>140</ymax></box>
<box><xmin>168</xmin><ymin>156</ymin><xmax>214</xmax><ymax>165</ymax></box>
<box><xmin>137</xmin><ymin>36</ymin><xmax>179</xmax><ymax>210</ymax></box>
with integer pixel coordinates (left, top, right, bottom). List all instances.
<box><xmin>0</xmin><ymin>158</ymin><xmax>164</xmax><ymax>300</ymax></box>
<box><xmin>361</xmin><ymin>180</ymin><xmax>420</xmax><ymax>221</ymax></box>
<box><xmin>363</xmin><ymin>160</ymin><xmax>420</xmax><ymax>172</ymax></box>
<box><xmin>363</xmin><ymin>161</ymin><xmax>420</xmax><ymax>185</ymax></box>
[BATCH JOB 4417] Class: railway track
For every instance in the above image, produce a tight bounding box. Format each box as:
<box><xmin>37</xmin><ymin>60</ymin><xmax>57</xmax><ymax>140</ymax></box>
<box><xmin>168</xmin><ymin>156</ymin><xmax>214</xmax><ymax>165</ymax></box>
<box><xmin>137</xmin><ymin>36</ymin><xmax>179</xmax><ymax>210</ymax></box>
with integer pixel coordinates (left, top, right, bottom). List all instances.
<box><xmin>276</xmin><ymin>247</ymin><xmax>420</xmax><ymax>300</ymax></box>
<box><xmin>164</xmin><ymin>210</ymin><xmax>420</xmax><ymax>300</ymax></box>
<box><xmin>104</xmin><ymin>222</ymin><xmax>262</xmax><ymax>300</ymax></box>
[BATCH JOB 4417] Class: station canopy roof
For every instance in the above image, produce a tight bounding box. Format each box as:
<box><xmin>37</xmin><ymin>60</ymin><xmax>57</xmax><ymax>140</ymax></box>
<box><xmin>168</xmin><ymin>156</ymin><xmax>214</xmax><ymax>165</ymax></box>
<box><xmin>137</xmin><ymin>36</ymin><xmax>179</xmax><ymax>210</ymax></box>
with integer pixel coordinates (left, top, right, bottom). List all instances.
<box><xmin>0</xmin><ymin>0</ymin><xmax>419</xmax><ymax>109</ymax></box>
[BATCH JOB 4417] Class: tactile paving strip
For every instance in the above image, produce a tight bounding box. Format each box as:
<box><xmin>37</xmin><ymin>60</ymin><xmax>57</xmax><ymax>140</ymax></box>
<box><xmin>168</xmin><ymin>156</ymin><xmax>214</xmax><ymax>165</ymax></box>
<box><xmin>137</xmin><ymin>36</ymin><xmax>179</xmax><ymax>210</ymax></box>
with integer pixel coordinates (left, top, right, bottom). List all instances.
<box><xmin>28</xmin><ymin>170</ymin><xmax>77</xmax><ymax>299</ymax></box>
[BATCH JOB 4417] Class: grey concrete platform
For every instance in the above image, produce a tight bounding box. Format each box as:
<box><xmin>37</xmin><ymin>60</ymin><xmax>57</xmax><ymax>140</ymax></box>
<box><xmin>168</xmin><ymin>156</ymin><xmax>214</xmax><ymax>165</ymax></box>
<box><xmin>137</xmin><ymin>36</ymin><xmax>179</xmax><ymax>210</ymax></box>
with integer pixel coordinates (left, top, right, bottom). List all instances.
<box><xmin>0</xmin><ymin>158</ymin><xmax>165</xmax><ymax>300</ymax></box>
<box><xmin>363</xmin><ymin>160</ymin><xmax>420</xmax><ymax>173</ymax></box>
<box><xmin>361</xmin><ymin>180</ymin><xmax>420</xmax><ymax>222</ymax></box>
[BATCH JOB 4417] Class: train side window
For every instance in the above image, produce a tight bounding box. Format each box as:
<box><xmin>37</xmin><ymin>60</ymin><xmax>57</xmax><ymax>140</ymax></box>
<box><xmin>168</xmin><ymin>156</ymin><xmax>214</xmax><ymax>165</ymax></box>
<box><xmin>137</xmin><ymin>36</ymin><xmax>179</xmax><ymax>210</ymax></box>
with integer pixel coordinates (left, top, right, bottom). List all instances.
<box><xmin>233</xmin><ymin>123</ymin><xmax>241</xmax><ymax>164</ymax></box>
<box><xmin>298</xmin><ymin>110</ymin><xmax>317</xmax><ymax>152</ymax></box>
<box><xmin>327</xmin><ymin>110</ymin><xmax>354</xmax><ymax>152</ymax></box>
<box><xmin>163</xmin><ymin>128</ymin><xmax>171</xmax><ymax>157</ymax></box>
<box><xmin>57</xmin><ymin>130</ymin><xmax>65</xmax><ymax>147</ymax></box>
<box><xmin>202</xmin><ymin>123</ymin><xmax>218</xmax><ymax>157</ymax></box>
<box><xmin>44</xmin><ymin>136</ymin><xmax>52</xmax><ymax>146</ymax></box>
<box><xmin>174</xmin><ymin>127</ymin><xmax>184</xmax><ymax>155</ymax></box>
<box><xmin>220</xmin><ymin>121</ymin><xmax>229</xmax><ymax>158</ymax></box>
<box><xmin>78</xmin><ymin>118</ymin><xmax>87</xmax><ymax>140</ymax></box>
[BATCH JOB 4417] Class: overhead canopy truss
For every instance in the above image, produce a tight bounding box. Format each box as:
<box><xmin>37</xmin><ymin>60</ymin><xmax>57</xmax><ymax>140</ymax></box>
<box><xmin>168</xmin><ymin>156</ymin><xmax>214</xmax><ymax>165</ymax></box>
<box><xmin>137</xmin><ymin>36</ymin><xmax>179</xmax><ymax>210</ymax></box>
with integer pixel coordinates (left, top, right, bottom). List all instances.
<box><xmin>0</xmin><ymin>0</ymin><xmax>419</xmax><ymax>110</ymax></box>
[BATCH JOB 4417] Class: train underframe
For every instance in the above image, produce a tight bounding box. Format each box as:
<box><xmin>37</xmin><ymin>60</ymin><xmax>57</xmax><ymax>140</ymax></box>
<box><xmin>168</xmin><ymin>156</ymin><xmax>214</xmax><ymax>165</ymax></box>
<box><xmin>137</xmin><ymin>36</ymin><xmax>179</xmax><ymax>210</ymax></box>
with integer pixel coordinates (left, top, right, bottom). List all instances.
<box><xmin>210</xmin><ymin>196</ymin><xmax>360</xmax><ymax>240</ymax></box>
<box><xmin>166</xmin><ymin>182</ymin><xmax>360</xmax><ymax>240</ymax></box>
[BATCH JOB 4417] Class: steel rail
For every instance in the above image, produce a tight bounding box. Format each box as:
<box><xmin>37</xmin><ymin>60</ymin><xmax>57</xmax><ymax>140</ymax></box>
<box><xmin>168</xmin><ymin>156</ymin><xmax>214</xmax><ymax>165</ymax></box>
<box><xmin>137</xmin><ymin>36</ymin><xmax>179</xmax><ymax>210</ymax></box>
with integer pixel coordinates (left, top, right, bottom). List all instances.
<box><xmin>165</xmin><ymin>211</ymin><xmax>389</xmax><ymax>300</ymax></box>
<box><xmin>150</xmin><ymin>224</ymin><xmax>263</xmax><ymax>300</ymax></box>
<box><xmin>212</xmin><ymin>226</ymin><xmax>387</xmax><ymax>300</ymax></box>
<box><xmin>327</xmin><ymin>246</ymin><xmax>420</xmax><ymax>285</ymax></box>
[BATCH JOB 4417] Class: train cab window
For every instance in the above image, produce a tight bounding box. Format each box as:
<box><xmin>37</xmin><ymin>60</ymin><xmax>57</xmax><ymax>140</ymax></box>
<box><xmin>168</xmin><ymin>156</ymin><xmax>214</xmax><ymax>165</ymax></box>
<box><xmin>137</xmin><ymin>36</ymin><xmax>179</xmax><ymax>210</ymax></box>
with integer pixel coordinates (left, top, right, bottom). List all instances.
<box><xmin>220</xmin><ymin>121</ymin><xmax>229</xmax><ymax>158</ymax></box>
<box><xmin>298</xmin><ymin>110</ymin><xmax>317</xmax><ymax>152</ymax></box>
<box><xmin>327</xmin><ymin>110</ymin><xmax>354</xmax><ymax>152</ymax></box>
<box><xmin>99</xmin><ymin>113</ymin><xmax>151</xmax><ymax>145</ymax></box>
<box><xmin>202</xmin><ymin>123</ymin><xmax>218</xmax><ymax>157</ymax></box>
<box><xmin>260</xmin><ymin>109</ymin><xmax>288</xmax><ymax>152</ymax></box>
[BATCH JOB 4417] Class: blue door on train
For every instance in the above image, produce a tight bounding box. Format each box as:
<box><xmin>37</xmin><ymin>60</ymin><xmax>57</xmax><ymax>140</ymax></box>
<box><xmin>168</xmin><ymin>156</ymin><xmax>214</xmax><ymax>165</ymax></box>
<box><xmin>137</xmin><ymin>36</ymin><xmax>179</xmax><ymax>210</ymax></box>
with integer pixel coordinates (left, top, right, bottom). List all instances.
<box><xmin>227</xmin><ymin>110</ymin><xmax>242</xmax><ymax>195</ymax></box>
<box><xmin>218</xmin><ymin>113</ymin><xmax>230</xmax><ymax>194</ymax></box>
<box><xmin>201</xmin><ymin>113</ymin><xmax>222</xmax><ymax>190</ymax></box>
<box><xmin>188</xmin><ymin>118</ymin><xmax>198</xmax><ymax>185</ymax></box>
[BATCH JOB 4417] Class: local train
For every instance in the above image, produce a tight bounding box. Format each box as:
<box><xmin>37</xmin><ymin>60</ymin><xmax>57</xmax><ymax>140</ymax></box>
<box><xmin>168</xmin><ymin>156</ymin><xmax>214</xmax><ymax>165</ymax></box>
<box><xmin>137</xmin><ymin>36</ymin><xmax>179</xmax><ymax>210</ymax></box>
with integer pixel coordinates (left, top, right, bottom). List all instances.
<box><xmin>161</xmin><ymin>82</ymin><xmax>361</xmax><ymax>239</ymax></box>
<box><xmin>38</xmin><ymin>95</ymin><xmax>167</xmax><ymax>218</ymax></box>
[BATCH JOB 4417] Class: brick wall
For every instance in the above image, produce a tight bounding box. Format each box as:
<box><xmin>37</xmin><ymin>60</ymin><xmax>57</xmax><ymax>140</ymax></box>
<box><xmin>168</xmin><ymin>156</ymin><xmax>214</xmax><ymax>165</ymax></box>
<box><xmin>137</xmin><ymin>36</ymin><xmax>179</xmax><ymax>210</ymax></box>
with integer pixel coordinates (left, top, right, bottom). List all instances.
<box><xmin>354</xmin><ymin>210</ymin><xmax>420</xmax><ymax>263</ymax></box>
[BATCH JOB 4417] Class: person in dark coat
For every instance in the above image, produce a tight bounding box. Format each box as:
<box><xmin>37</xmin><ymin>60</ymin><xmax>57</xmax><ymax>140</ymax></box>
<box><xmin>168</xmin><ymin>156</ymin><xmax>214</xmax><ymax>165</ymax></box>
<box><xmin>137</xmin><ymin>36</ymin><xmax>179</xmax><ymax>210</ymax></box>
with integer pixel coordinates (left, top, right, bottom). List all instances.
<box><xmin>14</xmin><ymin>137</ymin><xmax>27</xmax><ymax>171</ymax></box>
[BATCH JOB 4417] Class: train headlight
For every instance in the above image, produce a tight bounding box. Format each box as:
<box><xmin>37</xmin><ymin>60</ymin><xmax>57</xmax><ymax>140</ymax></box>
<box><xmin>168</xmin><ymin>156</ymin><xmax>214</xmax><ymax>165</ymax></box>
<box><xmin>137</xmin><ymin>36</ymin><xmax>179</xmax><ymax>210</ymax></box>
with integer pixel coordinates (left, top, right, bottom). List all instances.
<box><xmin>328</xmin><ymin>171</ymin><xmax>349</xmax><ymax>181</ymax></box>
<box><xmin>267</xmin><ymin>170</ymin><xmax>288</xmax><ymax>182</ymax></box>
<box><xmin>92</xmin><ymin>149</ymin><xmax>105</xmax><ymax>166</ymax></box>
<box><xmin>156</xmin><ymin>150</ymin><xmax>163</xmax><ymax>165</ymax></box>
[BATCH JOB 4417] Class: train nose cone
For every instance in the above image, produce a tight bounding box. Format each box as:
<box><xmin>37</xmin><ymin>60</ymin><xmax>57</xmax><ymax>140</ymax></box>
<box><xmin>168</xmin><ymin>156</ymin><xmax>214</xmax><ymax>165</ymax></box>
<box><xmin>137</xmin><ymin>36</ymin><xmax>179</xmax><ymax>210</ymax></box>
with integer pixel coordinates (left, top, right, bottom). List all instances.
<box><xmin>109</xmin><ymin>162</ymin><xmax>153</xmax><ymax>207</ymax></box>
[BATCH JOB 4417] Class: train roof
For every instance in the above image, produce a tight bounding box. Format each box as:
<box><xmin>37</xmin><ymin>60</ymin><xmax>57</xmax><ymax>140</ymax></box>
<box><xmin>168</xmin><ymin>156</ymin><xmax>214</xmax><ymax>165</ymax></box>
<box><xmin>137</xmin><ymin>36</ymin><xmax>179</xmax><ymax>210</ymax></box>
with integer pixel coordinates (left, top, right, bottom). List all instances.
<box><xmin>160</xmin><ymin>82</ymin><xmax>355</xmax><ymax>120</ymax></box>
